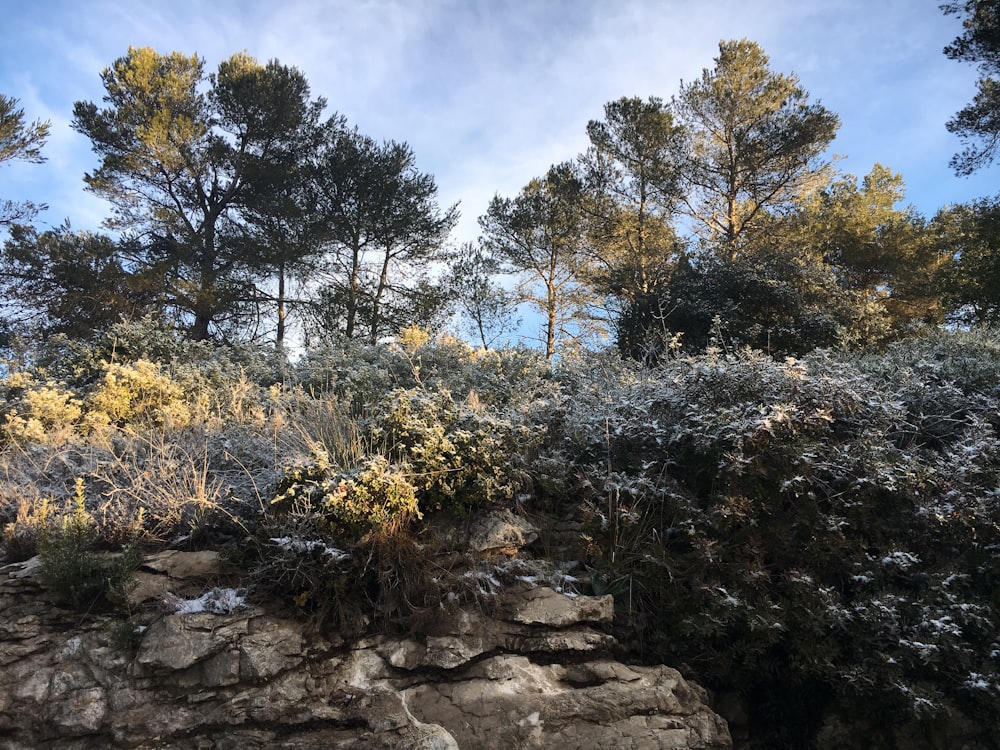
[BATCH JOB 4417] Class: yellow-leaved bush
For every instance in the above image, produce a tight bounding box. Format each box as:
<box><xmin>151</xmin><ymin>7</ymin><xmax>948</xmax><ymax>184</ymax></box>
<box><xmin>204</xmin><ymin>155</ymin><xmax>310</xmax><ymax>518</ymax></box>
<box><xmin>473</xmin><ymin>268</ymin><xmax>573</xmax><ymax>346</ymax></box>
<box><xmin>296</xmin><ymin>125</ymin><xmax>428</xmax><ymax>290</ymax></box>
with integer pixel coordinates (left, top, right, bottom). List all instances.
<box><xmin>1</xmin><ymin>372</ymin><xmax>83</xmax><ymax>445</ymax></box>
<box><xmin>86</xmin><ymin>360</ymin><xmax>191</xmax><ymax>429</ymax></box>
<box><xmin>272</xmin><ymin>449</ymin><xmax>421</xmax><ymax>537</ymax></box>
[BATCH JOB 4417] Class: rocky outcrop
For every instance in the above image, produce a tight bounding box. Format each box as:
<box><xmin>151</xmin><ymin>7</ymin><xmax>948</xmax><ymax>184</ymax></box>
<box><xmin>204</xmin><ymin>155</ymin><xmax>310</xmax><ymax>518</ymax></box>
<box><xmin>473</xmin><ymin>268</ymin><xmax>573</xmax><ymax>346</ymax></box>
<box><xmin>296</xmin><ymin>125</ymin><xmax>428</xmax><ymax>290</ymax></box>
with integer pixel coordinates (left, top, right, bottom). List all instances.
<box><xmin>0</xmin><ymin>551</ymin><xmax>731</xmax><ymax>750</ymax></box>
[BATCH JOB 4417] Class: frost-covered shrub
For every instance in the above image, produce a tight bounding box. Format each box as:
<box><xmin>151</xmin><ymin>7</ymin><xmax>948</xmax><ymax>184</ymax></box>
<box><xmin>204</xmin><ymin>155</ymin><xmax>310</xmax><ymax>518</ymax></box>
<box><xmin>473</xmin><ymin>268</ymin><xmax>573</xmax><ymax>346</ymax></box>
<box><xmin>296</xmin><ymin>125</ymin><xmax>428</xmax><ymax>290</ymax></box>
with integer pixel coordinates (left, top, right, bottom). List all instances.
<box><xmin>560</xmin><ymin>344</ymin><xmax>1000</xmax><ymax>749</ymax></box>
<box><xmin>86</xmin><ymin>360</ymin><xmax>191</xmax><ymax>429</ymax></box>
<box><xmin>293</xmin><ymin>329</ymin><xmax>552</xmax><ymax>412</ymax></box>
<box><xmin>369</xmin><ymin>386</ymin><xmax>537</xmax><ymax>511</ymax></box>
<box><xmin>247</xmin><ymin>457</ymin><xmax>446</xmax><ymax>634</ymax></box>
<box><xmin>0</xmin><ymin>373</ymin><xmax>83</xmax><ymax>445</ymax></box>
<box><xmin>857</xmin><ymin>326</ymin><xmax>1000</xmax><ymax>396</ymax></box>
<box><xmin>272</xmin><ymin>450</ymin><xmax>420</xmax><ymax>536</ymax></box>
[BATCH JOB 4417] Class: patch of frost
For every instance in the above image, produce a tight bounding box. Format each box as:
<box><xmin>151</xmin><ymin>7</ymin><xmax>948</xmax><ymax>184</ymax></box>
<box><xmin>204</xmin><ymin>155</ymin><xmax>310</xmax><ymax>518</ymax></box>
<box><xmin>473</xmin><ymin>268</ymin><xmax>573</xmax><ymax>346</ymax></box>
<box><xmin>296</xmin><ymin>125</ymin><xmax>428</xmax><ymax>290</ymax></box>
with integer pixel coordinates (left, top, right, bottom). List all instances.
<box><xmin>269</xmin><ymin>536</ymin><xmax>351</xmax><ymax>561</ymax></box>
<box><xmin>165</xmin><ymin>587</ymin><xmax>247</xmax><ymax>615</ymax></box>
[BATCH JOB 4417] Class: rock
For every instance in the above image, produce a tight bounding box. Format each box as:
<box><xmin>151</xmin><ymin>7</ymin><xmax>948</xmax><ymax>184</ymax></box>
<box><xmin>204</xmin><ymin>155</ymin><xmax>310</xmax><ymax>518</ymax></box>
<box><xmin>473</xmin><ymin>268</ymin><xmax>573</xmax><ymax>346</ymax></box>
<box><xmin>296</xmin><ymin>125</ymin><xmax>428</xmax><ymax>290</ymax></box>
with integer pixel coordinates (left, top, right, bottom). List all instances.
<box><xmin>141</xmin><ymin>550</ymin><xmax>223</xmax><ymax>579</ymax></box>
<box><xmin>467</xmin><ymin>510</ymin><xmax>539</xmax><ymax>554</ymax></box>
<box><xmin>130</xmin><ymin>550</ymin><xmax>229</xmax><ymax>604</ymax></box>
<box><xmin>427</xmin><ymin>510</ymin><xmax>540</xmax><ymax>556</ymax></box>
<box><xmin>506</xmin><ymin>586</ymin><xmax>613</xmax><ymax>627</ymax></box>
<box><xmin>0</xmin><ymin>552</ymin><xmax>731</xmax><ymax>749</ymax></box>
<box><xmin>404</xmin><ymin>656</ymin><xmax>730</xmax><ymax>750</ymax></box>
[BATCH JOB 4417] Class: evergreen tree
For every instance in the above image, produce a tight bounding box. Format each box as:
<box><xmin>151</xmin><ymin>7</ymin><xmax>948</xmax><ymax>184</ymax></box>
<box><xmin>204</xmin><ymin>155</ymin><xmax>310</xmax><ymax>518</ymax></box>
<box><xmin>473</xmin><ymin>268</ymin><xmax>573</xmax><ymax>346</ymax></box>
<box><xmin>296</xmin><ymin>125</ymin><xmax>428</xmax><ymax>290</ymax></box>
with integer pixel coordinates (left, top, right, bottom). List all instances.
<box><xmin>937</xmin><ymin>195</ymin><xmax>1000</xmax><ymax>324</ymax></box>
<box><xmin>480</xmin><ymin>163</ymin><xmax>598</xmax><ymax>361</ymax></box>
<box><xmin>943</xmin><ymin>0</ymin><xmax>1000</xmax><ymax>174</ymax></box>
<box><xmin>304</xmin><ymin>127</ymin><xmax>458</xmax><ymax>344</ymax></box>
<box><xmin>0</xmin><ymin>94</ymin><xmax>50</xmax><ymax>230</ymax></box>
<box><xmin>787</xmin><ymin>164</ymin><xmax>949</xmax><ymax>335</ymax></box>
<box><xmin>579</xmin><ymin>96</ymin><xmax>686</xmax><ymax>306</ymax></box>
<box><xmin>72</xmin><ymin>48</ymin><xmax>326</xmax><ymax>341</ymax></box>
<box><xmin>674</xmin><ymin>39</ymin><xmax>839</xmax><ymax>256</ymax></box>
<box><xmin>0</xmin><ymin>224</ymin><xmax>159</xmax><ymax>339</ymax></box>
<box><xmin>445</xmin><ymin>242</ymin><xmax>521</xmax><ymax>350</ymax></box>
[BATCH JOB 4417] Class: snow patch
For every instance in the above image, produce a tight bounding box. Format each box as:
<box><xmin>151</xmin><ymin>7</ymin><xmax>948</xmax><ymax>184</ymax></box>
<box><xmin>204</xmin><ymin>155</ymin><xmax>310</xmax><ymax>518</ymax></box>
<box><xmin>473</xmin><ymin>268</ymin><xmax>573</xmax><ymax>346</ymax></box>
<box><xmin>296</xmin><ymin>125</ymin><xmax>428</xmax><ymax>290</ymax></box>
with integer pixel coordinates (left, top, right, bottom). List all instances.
<box><xmin>164</xmin><ymin>587</ymin><xmax>247</xmax><ymax>615</ymax></box>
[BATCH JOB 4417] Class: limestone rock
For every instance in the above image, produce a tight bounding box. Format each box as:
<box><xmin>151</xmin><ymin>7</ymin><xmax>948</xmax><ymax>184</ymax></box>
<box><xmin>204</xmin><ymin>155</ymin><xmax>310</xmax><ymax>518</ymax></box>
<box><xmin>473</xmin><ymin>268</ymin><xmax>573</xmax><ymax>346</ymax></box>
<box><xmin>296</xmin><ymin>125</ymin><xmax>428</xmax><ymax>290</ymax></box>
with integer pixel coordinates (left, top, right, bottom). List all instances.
<box><xmin>506</xmin><ymin>586</ymin><xmax>613</xmax><ymax>627</ymax></box>
<box><xmin>468</xmin><ymin>510</ymin><xmax>539</xmax><ymax>553</ymax></box>
<box><xmin>0</xmin><ymin>552</ymin><xmax>731</xmax><ymax>749</ymax></box>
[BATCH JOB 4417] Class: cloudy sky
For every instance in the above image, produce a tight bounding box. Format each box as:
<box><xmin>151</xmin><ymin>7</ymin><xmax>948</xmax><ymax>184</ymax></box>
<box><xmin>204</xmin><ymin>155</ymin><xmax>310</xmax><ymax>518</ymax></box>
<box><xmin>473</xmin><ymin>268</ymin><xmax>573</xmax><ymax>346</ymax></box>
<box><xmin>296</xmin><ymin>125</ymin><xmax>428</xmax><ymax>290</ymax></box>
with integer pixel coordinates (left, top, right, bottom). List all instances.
<box><xmin>0</xmin><ymin>0</ymin><xmax>996</xmax><ymax>246</ymax></box>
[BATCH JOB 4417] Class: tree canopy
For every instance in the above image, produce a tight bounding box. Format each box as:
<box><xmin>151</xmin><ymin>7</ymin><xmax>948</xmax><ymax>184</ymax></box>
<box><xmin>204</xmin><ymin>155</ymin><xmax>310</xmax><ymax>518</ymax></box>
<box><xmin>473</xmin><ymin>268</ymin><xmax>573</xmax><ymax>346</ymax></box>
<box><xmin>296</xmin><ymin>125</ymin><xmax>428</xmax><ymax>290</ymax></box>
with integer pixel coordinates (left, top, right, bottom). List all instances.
<box><xmin>943</xmin><ymin>0</ymin><xmax>1000</xmax><ymax>174</ymax></box>
<box><xmin>304</xmin><ymin>126</ymin><xmax>458</xmax><ymax>344</ymax></box>
<box><xmin>480</xmin><ymin>163</ymin><xmax>596</xmax><ymax>360</ymax></box>
<box><xmin>0</xmin><ymin>36</ymin><xmax>996</xmax><ymax>362</ymax></box>
<box><xmin>0</xmin><ymin>94</ymin><xmax>50</xmax><ymax>229</ymax></box>
<box><xmin>579</xmin><ymin>96</ymin><xmax>686</xmax><ymax>303</ymax></box>
<box><xmin>674</xmin><ymin>39</ymin><xmax>840</xmax><ymax>256</ymax></box>
<box><xmin>72</xmin><ymin>47</ymin><xmax>326</xmax><ymax>341</ymax></box>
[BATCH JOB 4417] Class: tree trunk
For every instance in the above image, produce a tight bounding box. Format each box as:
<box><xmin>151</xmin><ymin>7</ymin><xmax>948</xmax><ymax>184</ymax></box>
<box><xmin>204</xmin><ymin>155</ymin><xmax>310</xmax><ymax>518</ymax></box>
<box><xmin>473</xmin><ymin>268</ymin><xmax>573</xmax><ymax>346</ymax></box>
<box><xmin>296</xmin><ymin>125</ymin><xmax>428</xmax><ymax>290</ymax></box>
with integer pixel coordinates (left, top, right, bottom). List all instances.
<box><xmin>276</xmin><ymin>259</ymin><xmax>286</xmax><ymax>350</ymax></box>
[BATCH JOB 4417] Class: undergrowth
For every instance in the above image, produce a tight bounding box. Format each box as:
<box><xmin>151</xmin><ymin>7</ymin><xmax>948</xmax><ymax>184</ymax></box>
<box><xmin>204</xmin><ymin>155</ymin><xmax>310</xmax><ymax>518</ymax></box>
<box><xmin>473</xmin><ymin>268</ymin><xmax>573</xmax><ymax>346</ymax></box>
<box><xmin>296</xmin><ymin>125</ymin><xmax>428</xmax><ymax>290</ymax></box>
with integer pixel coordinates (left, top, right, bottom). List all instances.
<box><xmin>4</xmin><ymin>321</ymin><xmax>1000</xmax><ymax>748</ymax></box>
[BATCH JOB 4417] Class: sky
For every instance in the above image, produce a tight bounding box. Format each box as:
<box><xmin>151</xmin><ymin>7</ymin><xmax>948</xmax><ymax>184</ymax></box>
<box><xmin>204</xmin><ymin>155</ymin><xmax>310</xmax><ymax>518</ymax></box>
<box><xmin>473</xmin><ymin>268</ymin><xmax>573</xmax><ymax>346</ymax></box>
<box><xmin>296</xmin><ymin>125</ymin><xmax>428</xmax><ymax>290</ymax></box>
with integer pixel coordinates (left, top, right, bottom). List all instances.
<box><xmin>0</xmin><ymin>0</ymin><xmax>997</xmax><ymax>248</ymax></box>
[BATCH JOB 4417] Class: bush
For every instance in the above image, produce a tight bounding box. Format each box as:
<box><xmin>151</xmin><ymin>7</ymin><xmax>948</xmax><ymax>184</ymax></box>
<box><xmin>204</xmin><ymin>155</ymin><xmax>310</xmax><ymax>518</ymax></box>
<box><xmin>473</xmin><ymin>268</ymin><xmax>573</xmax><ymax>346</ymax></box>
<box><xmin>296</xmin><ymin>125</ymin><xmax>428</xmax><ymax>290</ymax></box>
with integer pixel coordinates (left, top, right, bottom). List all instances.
<box><xmin>38</xmin><ymin>479</ymin><xmax>139</xmax><ymax>614</ymax></box>
<box><xmin>369</xmin><ymin>386</ymin><xmax>537</xmax><ymax>512</ymax></box>
<box><xmin>0</xmin><ymin>373</ymin><xmax>83</xmax><ymax>445</ymax></box>
<box><xmin>272</xmin><ymin>450</ymin><xmax>421</xmax><ymax>537</ymax></box>
<box><xmin>561</xmin><ymin>344</ymin><xmax>1000</xmax><ymax>749</ymax></box>
<box><xmin>86</xmin><ymin>360</ymin><xmax>191</xmax><ymax>429</ymax></box>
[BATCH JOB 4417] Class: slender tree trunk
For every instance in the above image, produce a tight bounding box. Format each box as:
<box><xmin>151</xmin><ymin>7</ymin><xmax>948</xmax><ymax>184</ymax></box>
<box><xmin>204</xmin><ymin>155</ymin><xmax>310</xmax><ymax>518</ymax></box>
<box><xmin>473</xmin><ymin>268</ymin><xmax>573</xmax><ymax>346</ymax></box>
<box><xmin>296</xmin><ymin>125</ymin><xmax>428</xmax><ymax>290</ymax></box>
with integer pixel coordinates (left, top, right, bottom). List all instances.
<box><xmin>276</xmin><ymin>259</ymin><xmax>286</xmax><ymax>350</ymax></box>
<box><xmin>370</xmin><ymin>249</ymin><xmax>392</xmax><ymax>345</ymax></box>
<box><xmin>545</xmin><ymin>278</ymin><xmax>557</xmax><ymax>362</ymax></box>
<box><xmin>346</xmin><ymin>244</ymin><xmax>360</xmax><ymax>338</ymax></box>
<box><xmin>191</xmin><ymin>229</ymin><xmax>217</xmax><ymax>341</ymax></box>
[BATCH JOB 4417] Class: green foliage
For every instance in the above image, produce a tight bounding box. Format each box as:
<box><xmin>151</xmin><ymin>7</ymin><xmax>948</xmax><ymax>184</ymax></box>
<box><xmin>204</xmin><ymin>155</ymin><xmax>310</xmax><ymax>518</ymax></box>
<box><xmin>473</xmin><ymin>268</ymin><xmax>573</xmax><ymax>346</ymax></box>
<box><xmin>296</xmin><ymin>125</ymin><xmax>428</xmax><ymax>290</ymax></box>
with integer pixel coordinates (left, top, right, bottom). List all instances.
<box><xmin>0</xmin><ymin>92</ymin><xmax>50</xmax><ymax>229</ymax></box>
<box><xmin>559</xmin><ymin>340</ymin><xmax>1000</xmax><ymax>748</ymax></box>
<box><xmin>787</xmin><ymin>165</ymin><xmax>950</xmax><ymax>332</ymax></box>
<box><xmin>942</xmin><ymin>0</ymin><xmax>1000</xmax><ymax>174</ymax></box>
<box><xmin>619</xmin><ymin>247</ymin><xmax>888</xmax><ymax>359</ymax></box>
<box><xmin>579</xmin><ymin>96</ymin><xmax>685</xmax><ymax>306</ymax></box>
<box><xmin>72</xmin><ymin>47</ymin><xmax>326</xmax><ymax>340</ymax></box>
<box><xmin>86</xmin><ymin>360</ymin><xmax>191</xmax><ymax>429</ymax></box>
<box><xmin>937</xmin><ymin>196</ymin><xmax>1000</xmax><ymax>326</ymax></box>
<box><xmin>445</xmin><ymin>241</ymin><xmax>522</xmax><ymax>349</ymax></box>
<box><xmin>38</xmin><ymin>479</ymin><xmax>139</xmax><ymax>614</ymax></box>
<box><xmin>0</xmin><ymin>225</ymin><xmax>157</xmax><ymax>340</ymax></box>
<box><xmin>272</xmin><ymin>450</ymin><xmax>420</xmax><ymax>536</ymax></box>
<box><xmin>302</xmin><ymin>126</ymin><xmax>459</xmax><ymax>344</ymax></box>
<box><xmin>1</xmin><ymin>374</ymin><xmax>84</xmax><ymax>445</ymax></box>
<box><xmin>674</xmin><ymin>38</ymin><xmax>839</xmax><ymax>254</ymax></box>
<box><xmin>370</xmin><ymin>385</ymin><xmax>537</xmax><ymax>512</ymax></box>
<box><xmin>480</xmin><ymin>162</ymin><xmax>598</xmax><ymax>360</ymax></box>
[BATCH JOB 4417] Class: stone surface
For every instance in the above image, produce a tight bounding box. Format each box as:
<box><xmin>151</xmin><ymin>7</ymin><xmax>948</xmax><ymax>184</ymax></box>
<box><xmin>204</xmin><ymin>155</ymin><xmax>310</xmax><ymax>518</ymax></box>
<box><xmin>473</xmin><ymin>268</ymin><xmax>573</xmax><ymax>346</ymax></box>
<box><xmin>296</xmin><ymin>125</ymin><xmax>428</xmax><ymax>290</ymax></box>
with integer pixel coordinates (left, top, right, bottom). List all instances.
<box><xmin>0</xmin><ymin>553</ymin><xmax>731</xmax><ymax>750</ymax></box>
<box><xmin>467</xmin><ymin>510</ymin><xmax>539</xmax><ymax>554</ymax></box>
<box><xmin>506</xmin><ymin>586</ymin><xmax>613</xmax><ymax>627</ymax></box>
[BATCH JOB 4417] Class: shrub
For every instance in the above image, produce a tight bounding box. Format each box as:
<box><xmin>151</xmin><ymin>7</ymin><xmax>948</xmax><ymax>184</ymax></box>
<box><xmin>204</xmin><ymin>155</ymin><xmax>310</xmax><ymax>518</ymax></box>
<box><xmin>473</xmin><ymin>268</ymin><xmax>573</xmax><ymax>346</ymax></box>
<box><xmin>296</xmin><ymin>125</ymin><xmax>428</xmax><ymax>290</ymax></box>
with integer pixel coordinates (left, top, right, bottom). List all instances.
<box><xmin>1</xmin><ymin>373</ymin><xmax>83</xmax><ymax>445</ymax></box>
<box><xmin>272</xmin><ymin>449</ymin><xmax>420</xmax><ymax>537</ymax></box>
<box><xmin>562</xmin><ymin>345</ymin><xmax>1000</xmax><ymax>749</ymax></box>
<box><xmin>38</xmin><ymin>479</ymin><xmax>139</xmax><ymax>614</ymax></box>
<box><xmin>85</xmin><ymin>360</ymin><xmax>191</xmax><ymax>429</ymax></box>
<box><xmin>369</xmin><ymin>386</ymin><xmax>537</xmax><ymax>512</ymax></box>
<box><xmin>245</xmin><ymin>465</ymin><xmax>445</xmax><ymax>635</ymax></box>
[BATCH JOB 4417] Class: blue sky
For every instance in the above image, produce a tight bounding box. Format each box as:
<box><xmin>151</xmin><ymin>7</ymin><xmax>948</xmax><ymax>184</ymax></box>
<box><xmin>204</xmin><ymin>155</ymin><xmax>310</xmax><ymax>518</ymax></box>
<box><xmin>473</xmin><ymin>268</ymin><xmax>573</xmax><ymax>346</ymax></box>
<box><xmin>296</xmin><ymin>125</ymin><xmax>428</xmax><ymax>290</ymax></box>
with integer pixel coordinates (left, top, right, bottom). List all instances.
<box><xmin>0</xmin><ymin>0</ymin><xmax>997</xmax><ymax>247</ymax></box>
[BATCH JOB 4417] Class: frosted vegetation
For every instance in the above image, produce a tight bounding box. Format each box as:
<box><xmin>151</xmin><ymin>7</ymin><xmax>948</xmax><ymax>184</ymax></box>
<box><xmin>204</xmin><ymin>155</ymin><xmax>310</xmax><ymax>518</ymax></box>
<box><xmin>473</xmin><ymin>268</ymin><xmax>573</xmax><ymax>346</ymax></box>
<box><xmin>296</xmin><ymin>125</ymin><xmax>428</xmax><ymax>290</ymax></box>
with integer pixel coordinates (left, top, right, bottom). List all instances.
<box><xmin>2</xmin><ymin>318</ymin><xmax>1000</xmax><ymax>746</ymax></box>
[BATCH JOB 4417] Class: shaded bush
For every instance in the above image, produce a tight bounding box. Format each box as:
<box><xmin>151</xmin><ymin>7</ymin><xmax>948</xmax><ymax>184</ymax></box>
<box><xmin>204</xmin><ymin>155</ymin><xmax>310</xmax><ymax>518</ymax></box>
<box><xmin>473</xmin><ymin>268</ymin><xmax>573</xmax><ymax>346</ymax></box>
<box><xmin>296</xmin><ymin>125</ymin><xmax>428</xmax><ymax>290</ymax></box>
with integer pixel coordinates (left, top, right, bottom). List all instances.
<box><xmin>559</xmin><ymin>339</ymin><xmax>1000</xmax><ymax>749</ymax></box>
